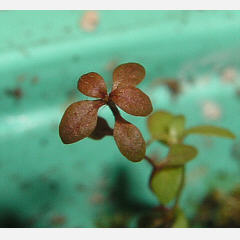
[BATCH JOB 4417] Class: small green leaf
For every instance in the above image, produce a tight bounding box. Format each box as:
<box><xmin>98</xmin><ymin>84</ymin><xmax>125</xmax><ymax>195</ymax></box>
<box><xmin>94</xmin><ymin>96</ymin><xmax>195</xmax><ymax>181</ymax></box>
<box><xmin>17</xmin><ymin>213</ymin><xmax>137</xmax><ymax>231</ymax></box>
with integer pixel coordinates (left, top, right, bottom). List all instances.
<box><xmin>147</xmin><ymin>111</ymin><xmax>174</xmax><ymax>141</ymax></box>
<box><xmin>185</xmin><ymin>125</ymin><xmax>235</xmax><ymax>139</ymax></box>
<box><xmin>172</xmin><ymin>208</ymin><xmax>188</xmax><ymax>228</ymax></box>
<box><xmin>167</xmin><ymin>144</ymin><xmax>198</xmax><ymax>166</ymax></box>
<box><xmin>151</xmin><ymin>167</ymin><xmax>183</xmax><ymax>205</ymax></box>
<box><xmin>169</xmin><ymin>115</ymin><xmax>185</xmax><ymax>143</ymax></box>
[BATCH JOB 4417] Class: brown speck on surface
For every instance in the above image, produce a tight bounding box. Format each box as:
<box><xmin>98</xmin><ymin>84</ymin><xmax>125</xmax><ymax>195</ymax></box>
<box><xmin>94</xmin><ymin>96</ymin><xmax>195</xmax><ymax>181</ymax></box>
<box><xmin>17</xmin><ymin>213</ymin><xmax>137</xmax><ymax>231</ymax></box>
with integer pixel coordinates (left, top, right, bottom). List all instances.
<box><xmin>97</xmin><ymin>178</ymin><xmax>109</xmax><ymax>189</ymax></box>
<box><xmin>231</xmin><ymin>140</ymin><xmax>240</xmax><ymax>161</ymax></box>
<box><xmin>20</xmin><ymin>181</ymin><xmax>32</xmax><ymax>190</ymax></box>
<box><xmin>90</xmin><ymin>193</ymin><xmax>105</xmax><ymax>205</ymax></box>
<box><xmin>63</xmin><ymin>26</ymin><xmax>73</xmax><ymax>34</ymax></box>
<box><xmin>39</xmin><ymin>138</ymin><xmax>48</xmax><ymax>146</ymax></box>
<box><xmin>32</xmin><ymin>76</ymin><xmax>39</xmax><ymax>85</ymax></box>
<box><xmin>150</xmin><ymin>78</ymin><xmax>181</xmax><ymax>97</ymax></box>
<box><xmin>164</xmin><ymin>79</ymin><xmax>181</xmax><ymax>97</ymax></box>
<box><xmin>80</xmin><ymin>11</ymin><xmax>99</xmax><ymax>32</ymax></box>
<box><xmin>202</xmin><ymin>101</ymin><xmax>221</xmax><ymax>120</ymax></box>
<box><xmin>18</xmin><ymin>47</ymin><xmax>30</xmax><ymax>57</ymax></box>
<box><xmin>236</xmin><ymin>88</ymin><xmax>240</xmax><ymax>97</ymax></box>
<box><xmin>17</xmin><ymin>75</ymin><xmax>26</xmax><ymax>83</ymax></box>
<box><xmin>72</xmin><ymin>54</ymin><xmax>81</xmax><ymax>62</ymax></box>
<box><xmin>5</xmin><ymin>87</ymin><xmax>23</xmax><ymax>100</ymax></box>
<box><xmin>50</xmin><ymin>215</ymin><xmax>66</xmax><ymax>226</ymax></box>
<box><xmin>76</xmin><ymin>183</ymin><xmax>87</xmax><ymax>192</ymax></box>
<box><xmin>39</xmin><ymin>38</ymin><xmax>48</xmax><ymax>45</ymax></box>
<box><xmin>202</xmin><ymin>136</ymin><xmax>214</xmax><ymax>148</ymax></box>
<box><xmin>221</xmin><ymin>67</ymin><xmax>237</xmax><ymax>84</ymax></box>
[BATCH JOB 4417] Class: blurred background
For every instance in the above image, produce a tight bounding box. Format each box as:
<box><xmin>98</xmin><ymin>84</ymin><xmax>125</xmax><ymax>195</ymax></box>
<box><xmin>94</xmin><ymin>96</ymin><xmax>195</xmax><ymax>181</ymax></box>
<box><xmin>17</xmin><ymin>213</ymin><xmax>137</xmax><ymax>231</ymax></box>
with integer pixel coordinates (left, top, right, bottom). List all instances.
<box><xmin>0</xmin><ymin>10</ymin><xmax>240</xmax><ymax>227</ymax></box>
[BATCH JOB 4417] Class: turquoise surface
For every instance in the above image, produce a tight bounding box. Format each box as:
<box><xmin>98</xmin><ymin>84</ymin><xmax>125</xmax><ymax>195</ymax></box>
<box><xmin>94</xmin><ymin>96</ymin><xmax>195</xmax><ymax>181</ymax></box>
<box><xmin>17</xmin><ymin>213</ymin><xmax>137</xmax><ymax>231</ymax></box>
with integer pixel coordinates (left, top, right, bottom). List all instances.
<box><xmin>0</xmin><ymin>10</ymin><xmax>240</xmax><ymax>227</ymax></box>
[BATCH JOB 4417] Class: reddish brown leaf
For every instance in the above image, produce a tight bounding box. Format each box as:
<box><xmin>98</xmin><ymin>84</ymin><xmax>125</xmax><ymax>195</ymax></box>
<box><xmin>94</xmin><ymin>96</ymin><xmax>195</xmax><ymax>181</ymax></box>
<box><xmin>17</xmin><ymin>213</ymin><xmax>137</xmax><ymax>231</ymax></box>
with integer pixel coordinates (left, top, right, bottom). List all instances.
<box><xmin>59</xmin><ymin>100</ymin><xmax>104</xmax><ymax>144</ymax></box>
<box><xmin>112</xmin><ymin>63</ymin><xmax>145</xmax><ymax>90</ymax></box>
<box><xmin>110</xmin><ymin>86</ymin><xmax>153</xmax><ymax>116</ymax></box>
<box><xmin>89</xmin><ymin>117</ymin><xmax>113</xmax><ymax>140</ymax></box>
<box><xmin>78</xmin><ymin>72</ymin><xmax>107</xmax><ymax>99</ymax></box>
<box><xmin>113</xmin><ymin>117</ymin><xmax>146</xmax><ymax>162</ymax></box>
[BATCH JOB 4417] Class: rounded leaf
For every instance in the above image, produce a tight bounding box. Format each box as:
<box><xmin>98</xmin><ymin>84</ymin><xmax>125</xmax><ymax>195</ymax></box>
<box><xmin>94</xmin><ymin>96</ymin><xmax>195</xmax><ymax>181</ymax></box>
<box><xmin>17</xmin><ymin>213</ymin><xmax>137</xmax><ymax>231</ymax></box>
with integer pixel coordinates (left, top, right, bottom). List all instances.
<box><xmin>113</xmin><ymin>117</ymin><xmax>146</xmax><ymax>162</ymax></box>
<box><xmin>112</xmin><ymin>63</ymin><xmax>145</xmax><ymax>90</ymax></box>
<box><xmin>110</xmin><ymin>86</ymin><xmax>153</xmax><ymax>116</ymax></box>
<box><xmin>78</xmin><ymin>72</ymin><xmax>107</xmax><ymax>98</ymax></box>
<box><xmin>151</xmin><ymin>167</ymin><xmax>183</xmax><ymax>205</ymax></box>
<box><xmin>167</xmin><ymin>144</ymin><xmax>198</xmax><ymax>166</ymax></box>
<box><xmin>59</xmin><ymin>100</ymin><xmax>104</xmax><ymax>144</ymax></box>
<box><xmin>89</xmin><ymin>117</ymin><xmax>113</xmax><ymax>140</ymax></box>
<box><xmin>147</xmin><ymin>111</ymin><xmax>174</xmax><ymax>141</ymax></box>
<box><xmin>184</xmin><ymin>125</ymin><xmax>235</xmax><ymax>139</ymax></box>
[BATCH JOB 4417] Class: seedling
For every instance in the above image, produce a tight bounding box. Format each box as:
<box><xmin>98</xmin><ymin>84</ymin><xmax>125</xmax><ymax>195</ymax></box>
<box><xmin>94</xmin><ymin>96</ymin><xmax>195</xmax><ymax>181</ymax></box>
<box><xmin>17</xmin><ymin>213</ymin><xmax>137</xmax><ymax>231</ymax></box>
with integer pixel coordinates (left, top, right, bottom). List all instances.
<box><xmin>59</xmin><ymin>63</ymin><xmax>235</xmax><ymax>227</ymax></box>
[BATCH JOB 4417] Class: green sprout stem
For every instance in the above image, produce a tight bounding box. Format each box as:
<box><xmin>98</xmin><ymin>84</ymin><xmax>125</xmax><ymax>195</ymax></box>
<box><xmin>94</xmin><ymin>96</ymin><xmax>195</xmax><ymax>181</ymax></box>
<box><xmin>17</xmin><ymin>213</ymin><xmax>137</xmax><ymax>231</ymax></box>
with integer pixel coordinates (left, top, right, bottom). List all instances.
<box><xmin>145</xmin><ymin>154</ymin><xmax>186</xmax><ymax>222</ymax></box>
<box><xmin>173</xmin><ymin>166</ymin><xmax>185</xmax><ymax>211</ymax></box>
<box><xmin>144</xmin><ymin>155</ymin><xmax>168</xmax><ymax>170</ymax></box>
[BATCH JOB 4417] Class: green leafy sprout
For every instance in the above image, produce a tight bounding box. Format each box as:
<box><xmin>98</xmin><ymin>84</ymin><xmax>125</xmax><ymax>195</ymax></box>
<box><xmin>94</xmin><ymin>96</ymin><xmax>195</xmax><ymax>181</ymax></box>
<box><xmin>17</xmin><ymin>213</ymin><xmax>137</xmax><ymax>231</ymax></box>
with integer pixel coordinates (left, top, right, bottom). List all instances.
<box><xmin>59</xmin><ymin>63</ymin><xmax>235</xmax><ymax>228</ymax></box>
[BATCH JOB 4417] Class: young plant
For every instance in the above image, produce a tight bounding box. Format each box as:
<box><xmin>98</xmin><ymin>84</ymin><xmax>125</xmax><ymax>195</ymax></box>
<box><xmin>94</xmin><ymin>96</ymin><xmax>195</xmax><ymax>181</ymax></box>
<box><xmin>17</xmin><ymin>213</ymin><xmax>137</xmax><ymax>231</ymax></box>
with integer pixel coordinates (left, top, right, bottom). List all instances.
<box><xmin>59</xmin><ymin>63</ymin><xmax>235</xmax><ymax>227</ymax></box>
<box><xmin>143</xmin><ymin>111</ymin><xmax>235</xmax><ymax>227</ymax></box>
<box><xmin>59</xmin><ymin>63</ymin><xmax>152</xmax><ymax>162</ymax></box>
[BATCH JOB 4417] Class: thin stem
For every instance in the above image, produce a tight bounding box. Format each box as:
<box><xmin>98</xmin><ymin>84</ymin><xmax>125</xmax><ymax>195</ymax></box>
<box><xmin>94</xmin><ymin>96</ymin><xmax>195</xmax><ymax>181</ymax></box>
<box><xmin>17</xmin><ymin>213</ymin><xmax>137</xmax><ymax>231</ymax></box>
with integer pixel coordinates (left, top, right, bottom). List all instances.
<box><xmin>144</xmin><ymin>155</ymin><xmax>168</xmax><ymax>170</ymax></box>
<box><xmin>144</xmin><ymin>155</ymin><xmax>156</xmax><ymax>167</ymax></box>
<box><xmin>107</xmin><ymin>100</ymin><xmax>121</xmax><ymax>120</ymax></box>
<box><xmin>173</xmin><ymin>166</ymin><xmax>185</xmax><ymax>212</ymax></box>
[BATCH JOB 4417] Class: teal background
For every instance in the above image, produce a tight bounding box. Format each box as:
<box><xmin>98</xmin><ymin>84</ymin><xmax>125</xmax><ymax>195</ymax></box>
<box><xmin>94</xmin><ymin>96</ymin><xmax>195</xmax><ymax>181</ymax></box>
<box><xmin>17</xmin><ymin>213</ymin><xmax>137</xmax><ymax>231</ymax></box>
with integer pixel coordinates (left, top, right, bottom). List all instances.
<box><xmin>0</xmin><ymin>10</ymin><xmax>240</xmax><ymax>227</ymax></box>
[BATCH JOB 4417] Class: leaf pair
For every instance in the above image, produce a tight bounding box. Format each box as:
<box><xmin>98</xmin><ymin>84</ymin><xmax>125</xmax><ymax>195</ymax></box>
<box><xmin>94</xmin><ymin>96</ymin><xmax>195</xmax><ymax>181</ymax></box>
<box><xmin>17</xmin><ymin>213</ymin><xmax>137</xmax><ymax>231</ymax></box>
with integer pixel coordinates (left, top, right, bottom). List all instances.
<box><xmin>148</xmin><ymin>111</ymin><xmax>235</xmax><ymax>144</ymax></box>
<box><xmin>148</xmin><ymin>110</ymin><xmax>235</xmax><ymax>205</ymax></box>
<box><xmin>147</xmin><ymin>111</ymin><xmax>235</xmax><ymax>166</ymax></box>
<box><xmin>78</xmin><ymin>63</ymin><xmax>152</xmax><ymax>117</ymax></box>
<box><xmin>148</xmin><ymin>111</ymin><xmax>185</xmax><ymax>145</ymax></box>
<box><xmin>59</xmin><ymin>63</ymin><xmax>153</xmax><ymax>162</ymax></box>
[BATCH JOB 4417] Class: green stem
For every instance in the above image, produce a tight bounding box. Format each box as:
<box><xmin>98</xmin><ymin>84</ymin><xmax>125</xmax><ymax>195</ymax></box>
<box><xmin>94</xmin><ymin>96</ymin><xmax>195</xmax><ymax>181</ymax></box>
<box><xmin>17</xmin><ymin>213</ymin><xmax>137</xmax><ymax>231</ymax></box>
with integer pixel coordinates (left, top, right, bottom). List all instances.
<box><xmin>144</xmin><ymin>155</ymin><xmax>168</xmax><ymax>170</ymax></box>
<box><xmin>173</xmin><ymin>166</ymin><xmax>185</xmax><ymax>212</ymax></box>
<box><xmin>144</xmin><ymin>155</ymin><xmax>156</xmax><ymax>167</ymax></box>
